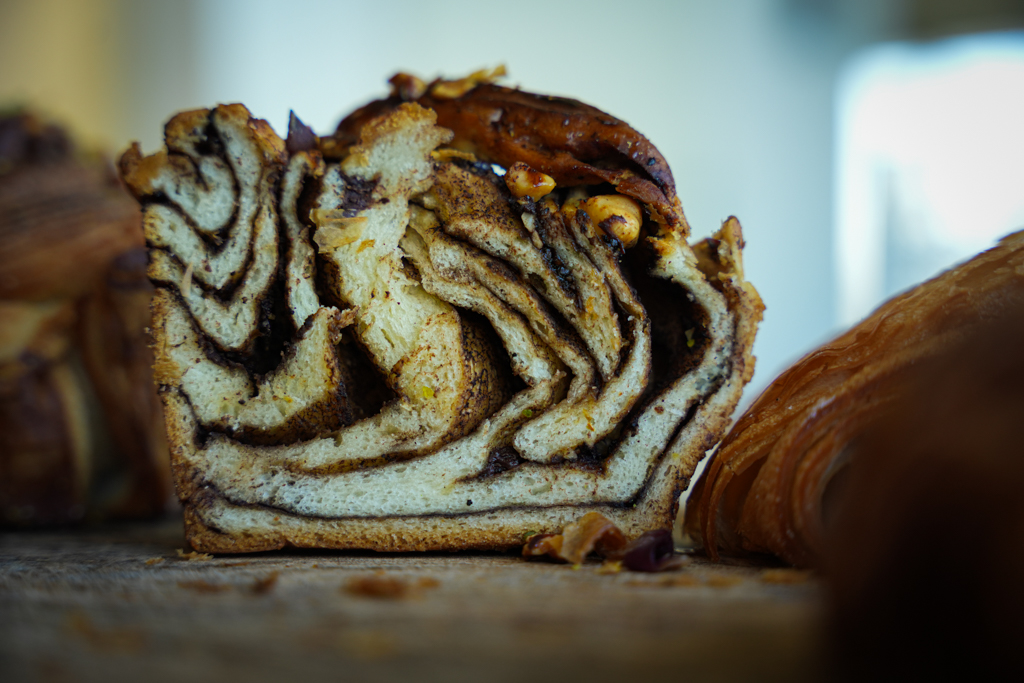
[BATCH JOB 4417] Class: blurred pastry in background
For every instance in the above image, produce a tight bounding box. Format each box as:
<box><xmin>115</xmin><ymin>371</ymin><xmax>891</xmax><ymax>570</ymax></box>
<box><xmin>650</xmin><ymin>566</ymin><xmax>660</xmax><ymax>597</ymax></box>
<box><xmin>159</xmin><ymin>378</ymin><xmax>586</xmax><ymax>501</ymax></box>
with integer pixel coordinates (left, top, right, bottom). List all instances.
<box><xmin>0</xmin><ymin>110</ymin><xmax>170</xmax><ymax>526</ymax></box>
<box><xmin>684</xmin><ymin>229</ymin><xmax>1024</xmax><ymax>567</ymax></box>
<box><xmin>825</xmin><ymin>298</ymin><xmax>1024</xmax><ymax>681</ymax></box>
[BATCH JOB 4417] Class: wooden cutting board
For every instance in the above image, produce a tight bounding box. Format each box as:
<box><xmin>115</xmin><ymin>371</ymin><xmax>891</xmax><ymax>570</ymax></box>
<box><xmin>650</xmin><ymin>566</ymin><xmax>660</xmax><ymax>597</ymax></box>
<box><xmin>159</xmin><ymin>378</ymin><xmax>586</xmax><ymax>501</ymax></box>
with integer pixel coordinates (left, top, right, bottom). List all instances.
<box><xmin>0</xmin><ymin>516</ymin><xmax>823</xmax><ymax>682</ymax></box>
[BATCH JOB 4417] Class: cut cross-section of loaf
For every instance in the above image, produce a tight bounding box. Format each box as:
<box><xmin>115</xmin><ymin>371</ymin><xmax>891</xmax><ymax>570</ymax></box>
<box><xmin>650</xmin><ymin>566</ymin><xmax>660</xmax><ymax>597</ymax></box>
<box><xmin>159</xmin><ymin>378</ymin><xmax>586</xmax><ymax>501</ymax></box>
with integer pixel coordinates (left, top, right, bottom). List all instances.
<box><xmin>120</xmin><ymin>74</ymin><xmax>763</xmax><ymax>553</ymax></box>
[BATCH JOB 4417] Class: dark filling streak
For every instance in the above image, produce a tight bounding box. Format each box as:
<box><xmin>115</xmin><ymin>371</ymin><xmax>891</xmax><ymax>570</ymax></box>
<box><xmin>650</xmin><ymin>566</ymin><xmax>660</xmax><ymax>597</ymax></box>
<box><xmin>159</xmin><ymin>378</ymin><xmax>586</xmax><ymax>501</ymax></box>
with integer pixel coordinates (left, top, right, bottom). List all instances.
<box><xmin>626</xmin><ymin>240</ymin><xmax>711</xmax><ymax>399</ymax></box>
<box><xmin>217</xmin><ymin>167</ymin><xmax>294</xmax><ymax>379</ymax></box>
<box><xmin>142</xmin><ymin>191</ymin><xmax>239</xmax><ymax>253</ymax></box>
<box><xmin>297</xmin><ymin>171</ymin><xmax>322</xmax><ymax>232</ymax></box>
<box><xmin>183</xmin><ymin>150</ymin><xmax>713</xmax><ymax>507</ymax></box>
<box><xmin>225</xmin><ymin>281</ymin><xmax>292</xmax><ymax>379</ymax></box>
<box><xmin>314</xmin><ymin>256</ymin><xmax>346</xmax><ymax>310</ymax></box>
<box><xmin>141</xmin><ymin>128</ymin><xmax>258</xmax><ymax>298</ymax></box>
<box><xmin>475</xmin><ymin>446</ymin><xmax>526</xmax><ymax>479</ymax></box>
<box><xmin>571</xmin><ymin>432</ymin><xmax>621</xmax><ymax>475</ymax></box>
<box><xmin>145</xmin><ymin>231</ymin><xmax>253</xmax><ymax>306</ymax></box>
<box><xmin>195</xmin><ymin>362</ymin><xmax>721</xmax><ymax>512</ymax></box>
<box><xmin>471</xmin><ymin>247</ymin><xmax>599</xmax><ymax>394</ymax></box>
<box><xmin>533</xmin><ymin>201</ymin><xmax>582</xmax><ymax>307</ymax></box>
<box><xmin>607</xmin><ymin>294</ymin><xmax>633</xmax><ymax>378</ymax></box>
<box><xmin>465</xmin><ymin>229</ymin><xmax>712</xmax><ymax>480</ymax></box>
<box><xmin>162</xmin><ymin>119</ymin><xmax>241</xmax><ymax>251</ymax></box>
<box><xmin>201</xmin><ymin>465</ymin><xmax>693</xmax><ymax>521</ymax></box>
<box><xmin>459</xmin><ymin>307</ymin><xmax>524</xmax><ymax>398</ymax></box>
<box><xmin>613</xmin><ymin>400</ymin><xmax>704</xmax><ymax>510</ymax></box>
<box><xmin>154</xmin><ymin>163</ymin><xmax>288</xmax><ymax>379</ymax></box>
<box><xmin>539</xmin><ymin>245</ymin><xmax>579</xmax><ymax>306</ymax></box>
<box><xmin>334</xmin><ymin>330</ymin><xmax>397</xmax><ymax>420</ymax></box>
<box><xmin>450</xmin><ymin>156</ymin><xmax>506</xmax><ymax>184</ymax></box>
<box><xmin>286</xmin><ymin>112</ymin><xmax>318</xmax><ymax>156</ymax></box>
<box><xmin>161</xmin><ymin>384</ymin><xmax>212</xmax><ymax>451</ymax></box>
<box><xmin>492</xmin><ymin>168</ymin><xmax>583</xmax><ymax>308</ymax></box>
<box><xmin>307</xmin><ymin>170</ymin><xmax>380</xmax><ymax>304</ymax></box>
<box><xmin>192</xmin><ymin>119</ymin><xmax>226</xmax><ymax>160</ymax></box>
<box><xmin>339</xmin><ymin>171</ymin><xmax>377</xmax><ymax>216</ymax></box>
<box><xmin>162</xmin><ymin>279</ymin><xmax>282</xmax><ymax>402</ymax></box>
<box><xmin>178</xmin><ymin>163</ymin><xmax>357</xmax><ymax>444</ymax></box>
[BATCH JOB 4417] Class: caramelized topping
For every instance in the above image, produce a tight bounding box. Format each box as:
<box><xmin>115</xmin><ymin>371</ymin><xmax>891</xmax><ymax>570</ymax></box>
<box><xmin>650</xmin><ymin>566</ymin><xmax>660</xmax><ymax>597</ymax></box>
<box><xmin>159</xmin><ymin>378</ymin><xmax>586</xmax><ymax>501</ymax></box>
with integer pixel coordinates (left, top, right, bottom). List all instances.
<box><xmin>333</xmin><ymin>70</ymin><xmax>688</xmax><ymax>232</ymax></box>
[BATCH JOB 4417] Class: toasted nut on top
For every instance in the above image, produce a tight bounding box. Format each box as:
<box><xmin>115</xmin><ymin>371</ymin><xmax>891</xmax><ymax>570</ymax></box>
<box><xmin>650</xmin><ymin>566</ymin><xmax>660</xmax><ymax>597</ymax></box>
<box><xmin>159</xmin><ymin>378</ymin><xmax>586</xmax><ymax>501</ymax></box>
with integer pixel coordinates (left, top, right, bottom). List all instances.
<box><xmin>505</xmin><ymin>162</ymin><xmax>556</xmax><ymax>200</ymax></box>
<box><xmin>389</xmin><ymin>72</ymin><xmax>427</xmax><ymax>101</ymax></box>
<box><xmin>430</xmin><ymin>65</ymin><xmax>507</xmax><ymax>100</ymax></box>
<box><xmin>581</xmin><ymin>195</ymin><xmax>642</xmax><ymax>248</ymax></box>
<box><xmin>560</xmin><ymin>187</ymin><xmax>588</xmax><ymax>223</ymax></box>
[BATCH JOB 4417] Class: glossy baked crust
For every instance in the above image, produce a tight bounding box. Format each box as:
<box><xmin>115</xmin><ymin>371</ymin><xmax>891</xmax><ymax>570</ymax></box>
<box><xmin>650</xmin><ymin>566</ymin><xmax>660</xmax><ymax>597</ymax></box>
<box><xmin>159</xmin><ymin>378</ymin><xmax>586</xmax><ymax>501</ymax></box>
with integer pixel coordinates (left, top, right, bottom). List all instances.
<box><xmin>332</xmin><ymin>72</ymin><xmax>687</xmax><ymax>232</ymax></box>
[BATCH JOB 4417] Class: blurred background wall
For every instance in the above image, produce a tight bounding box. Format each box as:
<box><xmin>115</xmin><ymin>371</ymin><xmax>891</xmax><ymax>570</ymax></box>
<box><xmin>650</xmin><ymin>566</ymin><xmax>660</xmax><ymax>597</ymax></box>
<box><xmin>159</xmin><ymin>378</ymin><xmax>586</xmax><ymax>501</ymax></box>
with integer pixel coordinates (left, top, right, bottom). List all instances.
<box><xmin>3</xmin><ymin>0</ymin><xmax>1023</xmax><ymax>403</ymax></box>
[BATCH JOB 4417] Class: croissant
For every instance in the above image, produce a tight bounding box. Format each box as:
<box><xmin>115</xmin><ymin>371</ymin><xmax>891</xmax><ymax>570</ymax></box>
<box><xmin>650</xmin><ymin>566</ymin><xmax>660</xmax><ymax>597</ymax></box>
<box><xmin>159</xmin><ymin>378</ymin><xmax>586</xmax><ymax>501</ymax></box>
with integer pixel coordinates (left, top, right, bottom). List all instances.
<box><xmin>119</xmin><ymin>72</ymin><xmax>763</xmax><ymax>552</ymax></box>
<box><xmin>685</xmin><ymin>230</ymin><xmax>1024</xmax><ymax>567</ymax></box>
<box><xmin>824</xmin><ymin>300</ymin><xmax>1024</xmax><ymax>679</ymax></box>
<box><xmin>0</xmin><ymin>112</ymin><xmax>169</xmax><ymax>525</ymax></box>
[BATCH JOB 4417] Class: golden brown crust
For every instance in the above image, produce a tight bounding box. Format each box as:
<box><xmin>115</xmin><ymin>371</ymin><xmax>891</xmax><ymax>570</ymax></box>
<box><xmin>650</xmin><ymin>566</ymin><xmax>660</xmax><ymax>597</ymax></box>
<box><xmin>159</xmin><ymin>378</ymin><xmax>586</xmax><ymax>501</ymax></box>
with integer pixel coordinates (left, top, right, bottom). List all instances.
<box><xmin>686</xmin><ymin>230</ymin><xmax>1024</xmax><ymax>567</ymax></box>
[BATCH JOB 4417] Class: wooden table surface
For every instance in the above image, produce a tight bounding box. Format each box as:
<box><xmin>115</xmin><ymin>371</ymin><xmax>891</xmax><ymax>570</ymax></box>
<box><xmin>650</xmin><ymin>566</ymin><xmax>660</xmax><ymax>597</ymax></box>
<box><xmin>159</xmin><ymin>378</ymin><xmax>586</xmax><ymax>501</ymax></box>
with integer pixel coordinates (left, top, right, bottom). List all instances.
<box><xmin>0</xmin><ymin>516</ymin><xmax>825</xmax><ymax>682</ymax></box>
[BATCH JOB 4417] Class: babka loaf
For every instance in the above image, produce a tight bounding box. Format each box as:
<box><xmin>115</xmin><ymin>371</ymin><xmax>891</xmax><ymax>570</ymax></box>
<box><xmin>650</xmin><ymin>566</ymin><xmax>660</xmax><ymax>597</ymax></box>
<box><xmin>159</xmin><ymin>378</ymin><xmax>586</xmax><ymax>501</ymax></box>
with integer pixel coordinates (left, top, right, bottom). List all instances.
<box><xmin>0</xmin><ymin>111</ymin><xmax>170</xmax><ymax>525</ymax></box>
<box><xmin>120</xmin><ymin>71</ymin><xmax>763</xmax><ymax>552</ymax></box>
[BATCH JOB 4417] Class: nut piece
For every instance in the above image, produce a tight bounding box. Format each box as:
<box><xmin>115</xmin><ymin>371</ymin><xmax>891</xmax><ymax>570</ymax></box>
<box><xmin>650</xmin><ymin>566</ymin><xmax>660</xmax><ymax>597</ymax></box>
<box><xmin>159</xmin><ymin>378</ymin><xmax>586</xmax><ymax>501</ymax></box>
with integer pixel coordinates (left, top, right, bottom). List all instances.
<box><xmin>505</xmin><ymin>162</ymin><xmax>556</xmax><ymax>200</ymax></box>
<box><xmin>429</xmin><ymin>65</ymin><xmax>507</xmax><ymax>100</ymax></box>
<box><xmin>581</xmin><ymin>195</ymin><xmax>642</xmax><ymax>248</ymax></box>
<box><xmin>389</xmin><ymin>72</ymin><xmax>427</xmax><ymax>101</ymax></box>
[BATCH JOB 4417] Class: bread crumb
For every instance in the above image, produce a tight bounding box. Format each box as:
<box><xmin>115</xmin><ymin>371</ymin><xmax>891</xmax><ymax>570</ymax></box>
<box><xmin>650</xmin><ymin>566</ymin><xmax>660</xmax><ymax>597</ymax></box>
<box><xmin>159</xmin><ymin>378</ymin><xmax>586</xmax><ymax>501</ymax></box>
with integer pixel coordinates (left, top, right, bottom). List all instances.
<box><xmin>250</xmin><ymin>572</ymin><xmax>280</xmax><ymax>595</ymax></box>
<box><xmin>760</xmin><ymin>568</ymin><xmax>813</xmax><ymax>585</ymax></box>
<box><xmin>626</xmin><ymin>573</ymin><xmax>702</xmax><ymax>588</ymax></box>
<box><xmin>178</xmin><ymin>579</ymin><xmax>229</xmax><ymax>593</ymax></box>
<box><xmin>345</xmin><ymin>575</ymin><xmax>409</xmax><ymax>599</ymax></box>
<box><xmin>705</xmin><ymin>574</ymin><xmax>743</xmax><ymax>588</ymax></box>
<box><xmin>144</xmin><ymin>557</ymin><xmax>165</xmax><ymax>566</ymax></box>
<box><xmin>176</xmin><ymin>548</ymin><xmax>213</xmax><ymax>561</ymax></box>
<box><xmin>344</xmin><ymin>574</ymin><xmax>439</xmax><ymax>599</ymax></box>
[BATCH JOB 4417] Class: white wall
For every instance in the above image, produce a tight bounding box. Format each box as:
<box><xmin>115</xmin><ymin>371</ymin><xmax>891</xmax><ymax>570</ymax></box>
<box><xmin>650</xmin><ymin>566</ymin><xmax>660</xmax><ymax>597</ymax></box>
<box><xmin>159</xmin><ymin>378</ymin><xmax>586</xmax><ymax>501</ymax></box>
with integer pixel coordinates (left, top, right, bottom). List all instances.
<box><xmin>1</xmin><ymin>0</ymin><xmax>905</xmax><ymax>400</ymax></box>
<box><xmin>179</xmin><ymin>0</ymin><xmax>902</xmax><ymax>398</ymax></box>
<box><xmin>836</xmin><ymin>32</ymin><xmax>1024</xmax><ymax>325</ymax></box>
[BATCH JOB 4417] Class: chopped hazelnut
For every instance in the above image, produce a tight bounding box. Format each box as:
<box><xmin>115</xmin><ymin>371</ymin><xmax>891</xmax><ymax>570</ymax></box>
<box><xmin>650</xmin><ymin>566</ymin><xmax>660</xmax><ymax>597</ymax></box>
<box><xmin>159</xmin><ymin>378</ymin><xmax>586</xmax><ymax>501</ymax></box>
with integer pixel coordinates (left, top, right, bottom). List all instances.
<box><xmin>580</xmin><ymin>195</ymin><xmax>642</xmax><ymax>248</ymax></box>
<box><xmin>560</xmin><ymin>187</ymin><xmax>588</xmax><ymax>223</ymax></box>
<box><xmin>505</xmin><ymin>162</ymin><xmax>556</xmax><ymax>200</ymax></box>
<box><xmin>388</xmin><ymin>72</ymin><xmax>427</xmax><ymax>101</ymax></box>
